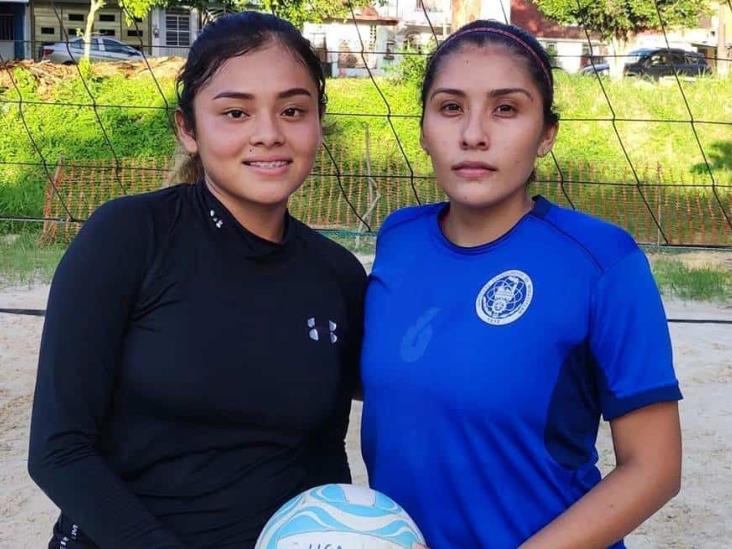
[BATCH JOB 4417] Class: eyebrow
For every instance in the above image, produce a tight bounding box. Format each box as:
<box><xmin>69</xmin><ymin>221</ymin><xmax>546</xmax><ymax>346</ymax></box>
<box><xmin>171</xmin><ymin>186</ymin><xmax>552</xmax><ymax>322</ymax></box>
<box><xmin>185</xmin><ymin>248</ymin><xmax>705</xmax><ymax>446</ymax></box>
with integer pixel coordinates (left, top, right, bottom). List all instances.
<box><xmin>430</xmin><ymin>87</ymin><xmax>534</xmax><ymax>101</ymax></box>
<box><xmin>212</xmin><ymin>88</ymin><xmax>313</xmax><ymax>100</ymax></box>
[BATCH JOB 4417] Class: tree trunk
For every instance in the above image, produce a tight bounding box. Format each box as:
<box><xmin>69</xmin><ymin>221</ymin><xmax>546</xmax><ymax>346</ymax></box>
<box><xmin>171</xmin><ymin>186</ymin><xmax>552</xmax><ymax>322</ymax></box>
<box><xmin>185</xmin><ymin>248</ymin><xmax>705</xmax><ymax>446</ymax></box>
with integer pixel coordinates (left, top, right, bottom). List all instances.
<box><xmin>608</xmin><ymin>35</ymin><xmax>630</xmax><ymax>80</ymax></box>
<box><xmin>84</xmin><ymin>0</ymin><xmax>105</xmax><ymax>61</ymax></box>
<box><xmin>717</xmin><ymin>3</ymin><xmax>729</xmax><ymax>77</ymax></box>
<box><xmin>451</xmin><ymin>0</ymin><xmax>481</xmax><ymax>31</ymax></box>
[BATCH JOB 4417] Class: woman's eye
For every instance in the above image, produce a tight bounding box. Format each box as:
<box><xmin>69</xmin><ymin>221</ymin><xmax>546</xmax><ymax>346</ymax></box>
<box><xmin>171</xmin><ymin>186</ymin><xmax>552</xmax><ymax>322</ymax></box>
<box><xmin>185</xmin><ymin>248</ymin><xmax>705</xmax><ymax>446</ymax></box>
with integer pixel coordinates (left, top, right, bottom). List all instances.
<box><xmin>225</xmin><ymin>110</ymin><xmax>247</xmax><ymax>119</ymax></box>
<box><xmin>496</xmin><ymin>104</ymin><xmax>516</xmax><ymax>114</ymax></box>
<box><xmin>440</xmin><ymin>102</ymin><xmax>462</xmax><ymax>113</ymax></box>
<box><xmin>282</xmin><ymin>107</ymin><xmax>304</xmax><ymax>117</ymax></box>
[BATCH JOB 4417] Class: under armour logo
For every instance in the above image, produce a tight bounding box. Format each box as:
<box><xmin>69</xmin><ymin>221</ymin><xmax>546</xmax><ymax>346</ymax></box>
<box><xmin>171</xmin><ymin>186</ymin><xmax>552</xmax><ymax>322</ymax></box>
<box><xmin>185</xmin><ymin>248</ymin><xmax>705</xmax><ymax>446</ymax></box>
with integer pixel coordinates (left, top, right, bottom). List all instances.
<box><xmin>308</xmin><ymin>317</ymin><xmax>338</xmax><ymax>343</ymax></box>
<box><xmin>209</xmin><ymin>209</ymin><xmax>223</xmax><ymax>229</ymax></box>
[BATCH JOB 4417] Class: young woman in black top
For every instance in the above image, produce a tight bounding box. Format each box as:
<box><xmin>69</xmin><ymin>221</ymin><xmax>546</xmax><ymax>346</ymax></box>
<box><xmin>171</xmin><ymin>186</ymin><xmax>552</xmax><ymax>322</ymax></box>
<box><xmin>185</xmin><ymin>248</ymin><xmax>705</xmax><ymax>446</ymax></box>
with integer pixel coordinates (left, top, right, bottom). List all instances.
<box><xmin>28</xmin><ymin>12</ymin><xmax>366</xmax><ymax>548</ymax></box>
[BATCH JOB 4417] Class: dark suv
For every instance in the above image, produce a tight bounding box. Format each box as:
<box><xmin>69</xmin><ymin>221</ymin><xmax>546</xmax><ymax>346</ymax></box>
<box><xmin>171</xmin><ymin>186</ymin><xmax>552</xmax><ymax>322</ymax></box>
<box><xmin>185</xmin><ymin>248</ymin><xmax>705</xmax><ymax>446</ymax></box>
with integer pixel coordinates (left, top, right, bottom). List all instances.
<box><xmin>623</xmin><ymin>48</ymin><xmax>711</xmax><ymax>79</ymax></box>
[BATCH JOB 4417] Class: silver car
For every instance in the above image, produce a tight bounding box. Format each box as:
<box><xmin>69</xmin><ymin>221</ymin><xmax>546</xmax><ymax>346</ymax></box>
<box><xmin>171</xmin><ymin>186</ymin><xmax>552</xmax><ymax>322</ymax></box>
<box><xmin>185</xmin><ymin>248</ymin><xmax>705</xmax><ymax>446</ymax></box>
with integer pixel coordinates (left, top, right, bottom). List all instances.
<box><xmin>40</xmin><ymin>36</ymin><xmax>144</xmax><ymax>64</ymax></box>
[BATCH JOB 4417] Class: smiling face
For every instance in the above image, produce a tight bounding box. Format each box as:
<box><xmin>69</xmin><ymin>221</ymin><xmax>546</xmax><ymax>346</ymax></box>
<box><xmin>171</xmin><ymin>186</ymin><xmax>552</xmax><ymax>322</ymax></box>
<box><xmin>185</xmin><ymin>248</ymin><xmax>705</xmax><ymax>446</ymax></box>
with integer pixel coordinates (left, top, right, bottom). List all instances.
<box><xmin>420</xmin><ymin>45</ymin><xmax>557</xmax><ymax>213</ymax></box>
<box><xmin>176</xmin><ymin>40</ymin><xmax>322</xmax><ymax>210</ymax></box>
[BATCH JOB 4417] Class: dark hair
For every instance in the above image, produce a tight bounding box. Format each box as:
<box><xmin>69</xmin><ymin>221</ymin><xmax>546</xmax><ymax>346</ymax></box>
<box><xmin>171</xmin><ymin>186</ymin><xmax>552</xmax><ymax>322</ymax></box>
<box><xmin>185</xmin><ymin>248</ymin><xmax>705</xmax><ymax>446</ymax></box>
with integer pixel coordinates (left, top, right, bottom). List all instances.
<box><xmin>420</xmin><ymin>20</ymin><xmax>559</xmax><ymax>128</ymax></box>
<box><xmin>171</xmin><ymin>11</ymin><xmax>326</xmax><ymax>184</ymax></box>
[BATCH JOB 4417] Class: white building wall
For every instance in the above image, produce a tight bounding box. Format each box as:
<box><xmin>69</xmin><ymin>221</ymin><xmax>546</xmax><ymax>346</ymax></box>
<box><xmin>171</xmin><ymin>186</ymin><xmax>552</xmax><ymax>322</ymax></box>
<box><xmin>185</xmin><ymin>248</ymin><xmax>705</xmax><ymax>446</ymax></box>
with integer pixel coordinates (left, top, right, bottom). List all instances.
<box><xmin>24</xmin><ymin>5</ymin><xmax>31</xmax><ymax>58</ymax></box>
<box><xmin>304</xmin><ymin>20</ymin><xmax>396</xmax><ymax>76</ymax></box>
<box><xmin>151</xmin><ymin>7</ymin><xmax>198</xmax><ymax>57</ymax></box>
<box><xmin>630</xmin><ymin>28</ymin><xmax>714</xmax><ymax>52</ymax></box>
<box><xmin>150</xmin><ymin>7</ymin><xmax>162</xmax><ymax>57</ymax></box>
<box><xmin>480</xmin><ymin>0</ymin><xmax>511</xmax><ymax>24</ymax></box>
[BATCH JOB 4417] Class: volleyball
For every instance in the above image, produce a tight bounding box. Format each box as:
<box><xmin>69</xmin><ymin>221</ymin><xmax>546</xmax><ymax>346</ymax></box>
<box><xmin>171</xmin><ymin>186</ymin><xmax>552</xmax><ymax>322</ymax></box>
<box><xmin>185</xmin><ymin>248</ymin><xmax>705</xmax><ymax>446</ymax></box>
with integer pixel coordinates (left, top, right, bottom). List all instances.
<box><xmin>255</xmin><ymin>484</ymin><xmax>426</xmax><ymax>549</ymax></box>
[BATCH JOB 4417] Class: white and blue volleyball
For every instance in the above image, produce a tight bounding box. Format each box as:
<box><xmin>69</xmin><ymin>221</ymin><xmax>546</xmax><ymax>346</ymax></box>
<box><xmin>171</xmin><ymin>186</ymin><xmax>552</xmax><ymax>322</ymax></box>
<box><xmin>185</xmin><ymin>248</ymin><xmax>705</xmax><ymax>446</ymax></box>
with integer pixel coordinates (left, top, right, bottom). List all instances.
<box><xmin>255</xmin><ymin>484</ymin><xmax>426</xmax><ymax>549</ymax></box>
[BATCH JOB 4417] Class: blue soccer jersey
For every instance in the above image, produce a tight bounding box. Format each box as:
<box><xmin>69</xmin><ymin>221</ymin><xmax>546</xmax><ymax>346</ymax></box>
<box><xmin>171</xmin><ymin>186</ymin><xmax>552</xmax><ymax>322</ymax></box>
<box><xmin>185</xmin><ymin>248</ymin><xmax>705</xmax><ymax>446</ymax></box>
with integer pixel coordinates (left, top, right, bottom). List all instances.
<box><xmin>360</xmin><ymin>196</ymin><xmax>682</xmax><ymax>549</ymax></box>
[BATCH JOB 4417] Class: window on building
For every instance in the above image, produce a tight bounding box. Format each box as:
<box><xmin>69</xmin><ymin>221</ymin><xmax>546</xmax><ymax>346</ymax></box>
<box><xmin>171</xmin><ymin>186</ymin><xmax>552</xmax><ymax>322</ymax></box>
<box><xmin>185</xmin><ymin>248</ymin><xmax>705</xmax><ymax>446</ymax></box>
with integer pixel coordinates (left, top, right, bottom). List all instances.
<box><xmin>127</xmin><ymin>30</ymin><xmax>143</xmax><ymax>37</ymax></box>
<box><xmin>369</xmin><ymin>25</ymin><xmax>377</xmax><ymax>50</ymax></box>
<box><xmin>68</xmin><ymin>13</ymin><xmax>84</xmax><ymax>22</ymax></box>
<box><xmin>580</xmin><ymin>42</ymin><xmax>604</xmax><ymax>67</ymax></box>
<box><xmin>0</xmin><ymin>14</ymin><xmax>13</xmax><ymax>41</ymax></box>
<box><xmin>41</xmin><ymin>27</ymin><xmax>56</xmax><ymax>35</ymax></box>
<box><xmin>384</xmin><ymin>39</ymin><xmax>395</xmax><ymax>60</ymax></box>
<box><xmin>543</xmin><ymin>41</ymin><xmax>558</xmax><ymax>67</ymax></box>
<box><xmin>405</xmin><ymin>33</ymin><xmax>421</xmax><ymax>52</ymax></box>
<box><xmin>166</xmin><ymin>9</ymin><xmax>191</xmax><ymax>47</ymax></box>
<box><xmin>99</xmin><ymin>14</ymin><xmax>116</xmax><ymax>23</ymax></box>
<box><xmin>98</xmin><ymin>29</ymin><xmax>116</xmax><ymax>37</ymax></box>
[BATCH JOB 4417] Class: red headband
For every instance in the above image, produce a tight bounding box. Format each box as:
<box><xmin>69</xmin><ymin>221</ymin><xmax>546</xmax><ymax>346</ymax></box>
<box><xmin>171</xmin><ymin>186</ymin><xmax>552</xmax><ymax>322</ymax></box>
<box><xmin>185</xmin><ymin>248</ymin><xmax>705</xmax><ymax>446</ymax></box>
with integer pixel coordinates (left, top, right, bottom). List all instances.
<box><xmin>431</xmin><ymin>27</ymin><xmax>552</xmax><ymax>87</ymax></box>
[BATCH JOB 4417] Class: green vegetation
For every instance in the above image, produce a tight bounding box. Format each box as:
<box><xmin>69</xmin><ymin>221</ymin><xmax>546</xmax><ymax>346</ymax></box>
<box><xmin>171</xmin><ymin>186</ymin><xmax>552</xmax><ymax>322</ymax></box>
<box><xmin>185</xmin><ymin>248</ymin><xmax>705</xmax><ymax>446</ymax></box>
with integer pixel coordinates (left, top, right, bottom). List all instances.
<box><xmin>651</xmin><ymin>257</ymin><xmax>732</xmax><ymax>302</ymax></box>
<box><xmin>0</xmin><ymin>233</ymin><xmax>66</xmax><ymax>286</ymax></box>
<box><xmin>1</xmin><ymin>62</ymin><xmax>730</xmax><ymax>231</ymax></box>
<box><xmin>2</xmin><ymin>231</ymin><xmax>730</xmax><ymax>305</ymax></box>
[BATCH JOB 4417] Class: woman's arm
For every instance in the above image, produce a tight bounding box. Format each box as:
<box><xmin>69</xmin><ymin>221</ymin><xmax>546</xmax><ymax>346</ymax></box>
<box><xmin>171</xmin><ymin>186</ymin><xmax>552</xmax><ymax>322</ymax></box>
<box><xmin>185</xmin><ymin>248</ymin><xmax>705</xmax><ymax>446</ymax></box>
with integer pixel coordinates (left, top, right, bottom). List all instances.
<box><xmin>28</xmin><ymin>199</ymin><xmax>184</xmax><ymax>548</ymax></box>
<box><xmin>520</xmin><ymin>401</ymin><xmax>681</xmax><ymax>549</ymax></box>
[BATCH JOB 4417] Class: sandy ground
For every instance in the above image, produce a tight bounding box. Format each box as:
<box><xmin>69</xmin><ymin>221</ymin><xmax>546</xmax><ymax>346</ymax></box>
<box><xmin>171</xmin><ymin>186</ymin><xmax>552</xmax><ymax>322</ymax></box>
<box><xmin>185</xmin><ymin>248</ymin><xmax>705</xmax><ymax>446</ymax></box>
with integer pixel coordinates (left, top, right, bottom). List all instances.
<box><xmin>1</xmin><ymin>283</ymin><xmax>730</xmax><ymax>548</ymax></box>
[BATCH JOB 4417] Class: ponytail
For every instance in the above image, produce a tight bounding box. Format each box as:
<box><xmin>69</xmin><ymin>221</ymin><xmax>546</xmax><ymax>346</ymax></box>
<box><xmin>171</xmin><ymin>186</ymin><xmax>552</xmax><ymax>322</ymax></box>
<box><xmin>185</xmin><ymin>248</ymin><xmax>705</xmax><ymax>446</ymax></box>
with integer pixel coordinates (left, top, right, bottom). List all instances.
<box><xmin>167</xmin><ymin>145</ymin><xmax>204</xmax><ymax>186</ymax></box>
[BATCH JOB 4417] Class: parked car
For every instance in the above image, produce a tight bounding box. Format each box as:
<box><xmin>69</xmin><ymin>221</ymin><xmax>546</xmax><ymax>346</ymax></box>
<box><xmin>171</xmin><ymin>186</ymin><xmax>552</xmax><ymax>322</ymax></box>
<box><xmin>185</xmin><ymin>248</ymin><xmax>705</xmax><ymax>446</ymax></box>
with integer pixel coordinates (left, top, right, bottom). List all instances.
<box><xmin>623</xmin><ymin>48</ymin><xmax>710</xmax><ymax>79</ymax></box>
<box><xmin>40</xmin><ymin>37</ymin><xmax>144</xmax><ymax>64</ymax></box>
<box><xmin>578</xmin><ymin>62</ymin><xmax>609</xmax><ymax>76</ymax></box>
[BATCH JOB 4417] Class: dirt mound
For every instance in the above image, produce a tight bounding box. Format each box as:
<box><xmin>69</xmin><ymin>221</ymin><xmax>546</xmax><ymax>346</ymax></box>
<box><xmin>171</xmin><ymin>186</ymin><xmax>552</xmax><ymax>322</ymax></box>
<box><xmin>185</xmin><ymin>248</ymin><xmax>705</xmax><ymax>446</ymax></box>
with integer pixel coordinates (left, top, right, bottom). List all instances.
<box><xmin>0</xmin><ymin>57</ymin><xmax>185</xmax><ymax>99</ymax></box>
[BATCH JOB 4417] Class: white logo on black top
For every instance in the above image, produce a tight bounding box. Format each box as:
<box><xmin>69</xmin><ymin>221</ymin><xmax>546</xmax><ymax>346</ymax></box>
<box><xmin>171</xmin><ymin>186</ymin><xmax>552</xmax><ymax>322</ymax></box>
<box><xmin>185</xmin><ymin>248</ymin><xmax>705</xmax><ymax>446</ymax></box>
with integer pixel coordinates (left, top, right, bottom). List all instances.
<box><xmin>308</xmin><ymin>317</ymin><xmax>337</xmax><ymax>343</ymax></box>
<box><xmin>476</xmin><ymin>270</ymin><xmax>533</xmax><ymax>326</ymax></box>
<box><xmin>209</xmin><ymin>209</ymin><xmax>223</xmax><ymax>229</ymax></box>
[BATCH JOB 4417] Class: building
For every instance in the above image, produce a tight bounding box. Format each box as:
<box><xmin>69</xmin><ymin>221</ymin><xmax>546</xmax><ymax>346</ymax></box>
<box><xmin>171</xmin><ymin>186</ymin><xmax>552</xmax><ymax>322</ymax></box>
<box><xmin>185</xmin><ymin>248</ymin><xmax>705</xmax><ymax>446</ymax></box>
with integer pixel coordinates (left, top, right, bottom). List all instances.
<box><xmin>0</xmin><ymin>0</ymin><xmax>30</xmax><ymax>60</ymax></box>
<box><xmin>29</xmin><ymin>0</ymin><xmax>152</xmax><ymax>58</ymax></box>
<box><xmin>25</xmin><ymin>1</ymin><xmax>202</xmax><ymax>60</ymax></box>
<box><xmin>303</xmin><ymin>6</ymin><xmax>399</xmax><ymax>77</ymax></box>
<box><xmin>149</xmin><ymin>6</ymin><xmax>199</xmax><ymax>58</ymax></box>
<box><xmin>511</xmin><ymin>0</ymin><xmax>606</xmax><ymax>73</ymax></box>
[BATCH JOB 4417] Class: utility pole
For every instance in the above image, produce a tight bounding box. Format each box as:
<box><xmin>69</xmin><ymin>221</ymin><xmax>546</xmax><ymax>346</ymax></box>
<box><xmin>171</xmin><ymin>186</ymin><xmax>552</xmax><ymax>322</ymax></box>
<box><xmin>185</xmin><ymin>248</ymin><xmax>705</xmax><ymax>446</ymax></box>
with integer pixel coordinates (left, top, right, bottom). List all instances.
<box><xmin>717</xmin><ymin>2</ymin><xmax>730</xmax><ymax>77</ymax></box>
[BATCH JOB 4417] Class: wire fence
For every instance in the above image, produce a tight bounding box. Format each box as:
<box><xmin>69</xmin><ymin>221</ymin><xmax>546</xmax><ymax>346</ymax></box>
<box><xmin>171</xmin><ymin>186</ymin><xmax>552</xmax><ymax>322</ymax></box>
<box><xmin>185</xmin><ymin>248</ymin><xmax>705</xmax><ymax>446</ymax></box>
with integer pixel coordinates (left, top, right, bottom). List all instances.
<box><xmin>34</xmin><ymin>152</ymin><xmax>731</xmax><ymax>247</ymax></box>
<box><xmin>0</xmin><ymin>0</ymin><xmax>731</xmax><ymax>247</ymax></box>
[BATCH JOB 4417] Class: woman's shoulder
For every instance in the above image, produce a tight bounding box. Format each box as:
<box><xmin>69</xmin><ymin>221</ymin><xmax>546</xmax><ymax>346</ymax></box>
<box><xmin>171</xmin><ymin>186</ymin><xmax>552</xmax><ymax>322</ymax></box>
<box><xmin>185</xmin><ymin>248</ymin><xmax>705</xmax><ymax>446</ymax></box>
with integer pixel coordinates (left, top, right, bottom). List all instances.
<box><xmin>292</xmin><ymin>220</ymin><xmax>367</xmax><ymax>284</ymax></box>
<box><xmin>88</xmin><ymin>184</ymin><xmax>190</xmax><ymax>227</ymax></box>
<box><xmin>379</xmin><ymin>203</ymin><xmax>444</xmax><ymax>240</ymax></box>
<box><xmin>74</xmin><ymin>184</ymin><xmax>193</xmax><ymax>263</ymax></box>
<box><xmin>533</xmin><ymin>197</ymin><xmax>640</xmax><ymax>274</ymax></box>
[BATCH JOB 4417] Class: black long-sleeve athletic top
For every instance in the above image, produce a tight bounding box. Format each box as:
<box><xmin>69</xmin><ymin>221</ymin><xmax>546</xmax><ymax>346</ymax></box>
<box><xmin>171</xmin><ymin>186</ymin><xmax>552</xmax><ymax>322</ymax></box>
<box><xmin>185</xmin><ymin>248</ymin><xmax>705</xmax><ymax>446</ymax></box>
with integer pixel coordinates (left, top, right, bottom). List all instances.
<box><xmin>28</xmin><ymin>181</ymin><xmax>366</xmax><ymax>548</ymax></box>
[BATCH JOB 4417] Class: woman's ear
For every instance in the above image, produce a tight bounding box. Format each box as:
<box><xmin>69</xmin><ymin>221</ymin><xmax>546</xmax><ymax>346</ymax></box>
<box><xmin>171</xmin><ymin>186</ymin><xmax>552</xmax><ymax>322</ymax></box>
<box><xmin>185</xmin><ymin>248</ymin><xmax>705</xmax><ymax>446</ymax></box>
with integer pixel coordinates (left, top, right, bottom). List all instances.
<box><xmin>537</xmin><ymin>123</ymin><xmax>558</xmax><ymax>158</ymax></box>
<box><xmin>175</xmin><ymin>109</ymin><xmax>198</xmax><ymax>155</ymax></box>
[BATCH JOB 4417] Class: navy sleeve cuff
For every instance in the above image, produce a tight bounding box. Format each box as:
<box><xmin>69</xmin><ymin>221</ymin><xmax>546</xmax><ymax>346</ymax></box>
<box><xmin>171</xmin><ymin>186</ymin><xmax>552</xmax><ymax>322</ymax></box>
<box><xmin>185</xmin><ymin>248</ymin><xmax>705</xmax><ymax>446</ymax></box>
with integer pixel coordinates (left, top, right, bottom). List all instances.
<box><xmin>603</xmin><ymin>383</ymin><xmax>683</xmax><ymax>421</ymax></box>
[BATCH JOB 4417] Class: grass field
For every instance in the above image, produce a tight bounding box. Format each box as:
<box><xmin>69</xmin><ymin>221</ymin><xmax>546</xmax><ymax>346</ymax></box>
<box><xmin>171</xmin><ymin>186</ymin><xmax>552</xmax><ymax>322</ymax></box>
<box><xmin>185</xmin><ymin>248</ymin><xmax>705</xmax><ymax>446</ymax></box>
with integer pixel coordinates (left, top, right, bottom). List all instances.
<box><xmin>1</xmin><ymin>231</ymin><xmax>730</xmax><ymax>302</ymax></box>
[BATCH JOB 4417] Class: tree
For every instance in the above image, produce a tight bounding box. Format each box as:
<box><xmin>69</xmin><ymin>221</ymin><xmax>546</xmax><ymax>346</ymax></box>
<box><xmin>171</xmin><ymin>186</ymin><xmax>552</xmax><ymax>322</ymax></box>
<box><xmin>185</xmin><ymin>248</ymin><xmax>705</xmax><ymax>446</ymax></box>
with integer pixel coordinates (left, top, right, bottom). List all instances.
<box><xmin>79</xmin><ymin>0</ymin><xmax>375</xmax><ymax>63</ymax></box>
<box><xmin>259</xmin><ymin>0</ymin><xmax>375</xmax><ymax>29</ymax></box>
<box><xmin>80</xmin><ymin>0</ymin><xmax>162</xmax><ymax>62</ymax></box>
<box><xmin>533</xmin><ymin>0</ymin><xmax>713</xmax><ymax>78</ymax></box>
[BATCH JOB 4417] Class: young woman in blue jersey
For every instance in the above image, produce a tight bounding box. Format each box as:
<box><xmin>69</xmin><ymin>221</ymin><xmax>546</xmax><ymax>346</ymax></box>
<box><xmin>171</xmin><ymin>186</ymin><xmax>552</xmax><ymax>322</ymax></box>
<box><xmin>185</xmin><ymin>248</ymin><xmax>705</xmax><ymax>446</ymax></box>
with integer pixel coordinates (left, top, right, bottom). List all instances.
<box><xmin>360</xmin><ymin>20</ymin><xmax>682</xmax><ymax>549</ymax></box>
<box><xmin>29</xmin><ymin>12</ymin><xmax>366</xmax><ymax>548</ymax></box>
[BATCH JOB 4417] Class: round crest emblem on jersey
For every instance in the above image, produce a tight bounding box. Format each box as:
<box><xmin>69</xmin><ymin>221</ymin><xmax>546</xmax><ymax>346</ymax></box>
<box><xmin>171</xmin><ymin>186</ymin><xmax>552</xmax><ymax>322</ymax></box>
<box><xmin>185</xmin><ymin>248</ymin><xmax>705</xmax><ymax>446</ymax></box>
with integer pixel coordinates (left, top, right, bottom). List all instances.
<box><xmin>476</xmin><ymin>270</ymin><xmax>533</xmax><ymax>326</ymax></box>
